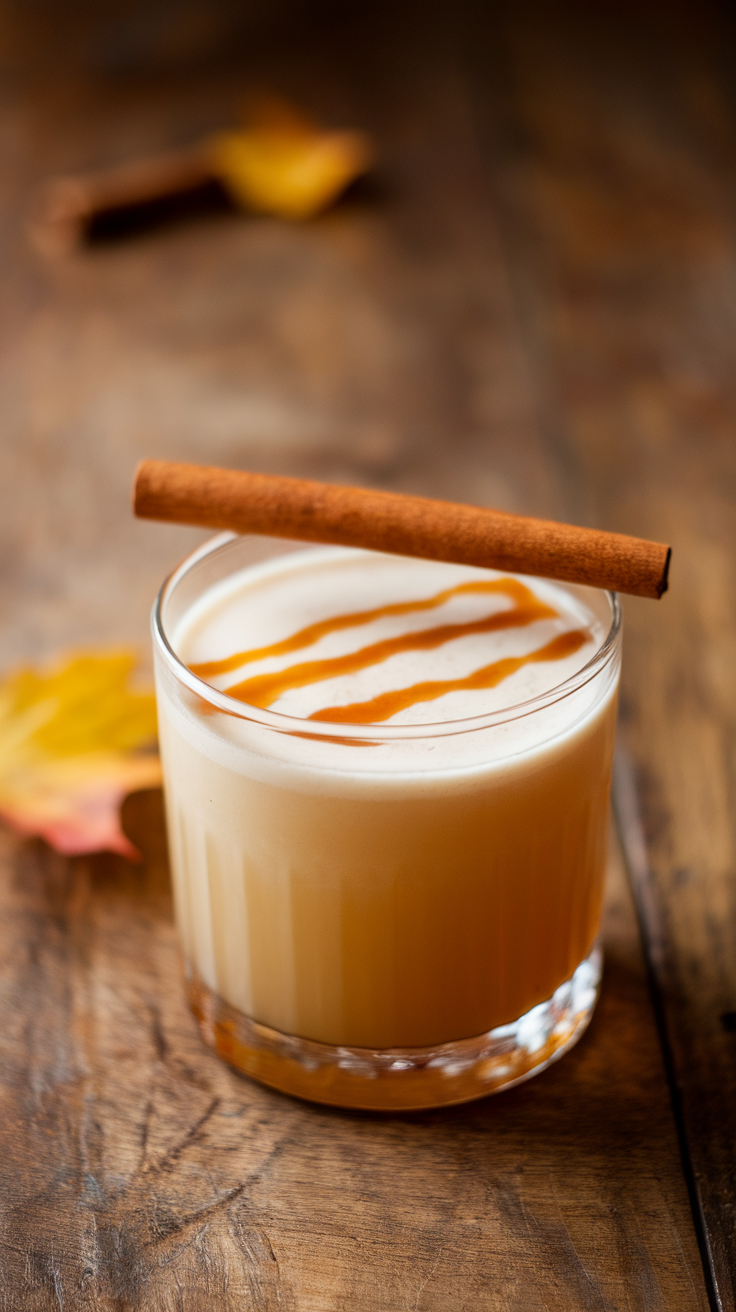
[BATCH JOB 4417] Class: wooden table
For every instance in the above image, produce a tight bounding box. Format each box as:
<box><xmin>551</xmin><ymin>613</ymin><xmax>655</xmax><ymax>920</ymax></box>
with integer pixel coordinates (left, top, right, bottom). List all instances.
<box><xmin>1</xmin><ymin>2</ymin><xmax>733</xmax><ymax>1306</ymax></box>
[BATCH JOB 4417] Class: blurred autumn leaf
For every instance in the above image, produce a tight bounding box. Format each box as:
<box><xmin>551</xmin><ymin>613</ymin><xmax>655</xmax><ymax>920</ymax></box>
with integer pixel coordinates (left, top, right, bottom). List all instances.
<box><xmin>29</xmin><ymin>93</ymin><xmax>375</xmax><ymax>257</ymax></box>
<box><xmin>209</xmin><ymin>95</ymin><xmax>374</xmax><ymax>220</ymax></box>
<box><xmin>0</xmin><ymin>651</ymin><xmax>161</xmax><ymax>859</ymax></box>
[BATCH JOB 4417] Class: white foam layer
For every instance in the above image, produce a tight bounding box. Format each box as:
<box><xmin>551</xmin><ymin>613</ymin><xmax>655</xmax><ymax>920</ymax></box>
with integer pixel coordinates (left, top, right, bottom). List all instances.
<box><xmin>173</xmin><ymin>548</ymin><xmax>605</xmax><ymax>726</ymax></box>
<box><xmin>159</xmin><ymin>546</ymin><xmax>619</xmax><ymax>789</ymax></box>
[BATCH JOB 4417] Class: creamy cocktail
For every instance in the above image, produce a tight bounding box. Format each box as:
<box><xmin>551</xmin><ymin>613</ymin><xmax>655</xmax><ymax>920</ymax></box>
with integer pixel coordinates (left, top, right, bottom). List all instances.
<box><xmin>153</xmin><ymin>535</ymin><xmax>620</xmax><ymax>1108</ymax></box>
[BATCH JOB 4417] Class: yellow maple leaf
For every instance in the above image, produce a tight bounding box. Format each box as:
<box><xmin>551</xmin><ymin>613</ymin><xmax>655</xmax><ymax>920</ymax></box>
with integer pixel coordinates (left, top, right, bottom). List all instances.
<box><xmin>0</xmin><ymin>651</ymin><xmax>161</xmax><ymax>859</ymax></box>
<box><xmin>207</xmin><ymin>97</ymin><xmax>374</xmax><ymax>221</ymax></box>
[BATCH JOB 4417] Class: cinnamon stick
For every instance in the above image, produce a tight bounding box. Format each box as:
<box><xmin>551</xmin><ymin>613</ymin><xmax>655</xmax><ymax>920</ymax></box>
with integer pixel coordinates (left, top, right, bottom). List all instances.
<box><xmin>133</xmin><ymin>459</ymin><xmax>670</xmax><ymax>599</ymax></box>
<box><xmin>28</xmin><ymin>147</ymin><xmax>215</xmax><ymax>258</ymax></box>
<box><xmin>28</xmin><ymin>109</ymin><xmax>374</xmax><ymax>257</ymax></box>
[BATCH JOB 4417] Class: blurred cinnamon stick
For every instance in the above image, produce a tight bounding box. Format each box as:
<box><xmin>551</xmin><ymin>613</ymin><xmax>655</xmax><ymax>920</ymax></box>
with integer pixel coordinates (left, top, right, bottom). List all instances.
<box><xmin>28</xmin><ymin>99</ymin><xmax>374</xmax><ymax>257</ymax></box>
<box><xmin>133</xmin><ymin>459</ymin><xmax>670</xmax><ymax>598</ymax></box>
<box><xmin>28</xmin><ymin>146</ymin><xmax>216</xmax><ymax>257</ymax></box>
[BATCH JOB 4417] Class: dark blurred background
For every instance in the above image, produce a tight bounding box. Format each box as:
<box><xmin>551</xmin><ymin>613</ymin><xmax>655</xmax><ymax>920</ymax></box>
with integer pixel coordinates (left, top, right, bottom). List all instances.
<box><xmin>2</xmin><ymin>0</ymin><xmax>735</xmax><ymax>671</ymax></box>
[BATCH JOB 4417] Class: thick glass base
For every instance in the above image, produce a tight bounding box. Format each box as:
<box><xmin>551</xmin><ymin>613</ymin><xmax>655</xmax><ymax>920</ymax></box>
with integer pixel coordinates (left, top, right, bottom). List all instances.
<box><xmin>187</xmin><ymin>946</ymin><xmax>602</xmax><ymax>1111</ymax></box>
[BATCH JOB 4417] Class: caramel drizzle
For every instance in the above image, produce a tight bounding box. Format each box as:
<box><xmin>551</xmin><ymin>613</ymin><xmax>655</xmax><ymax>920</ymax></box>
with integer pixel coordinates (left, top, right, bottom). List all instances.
<box><xmin>188</xmin><ymin>574</ymin><xmax>592</xmax><ymax>725</ymax></box>
<box><xmin>222</xmin><ymin>599</ymin><xmax>557</xmax><ymax>707</ymax></box>
<box><xmin>188</xmin><ymin>576</ymin><xmax>594</xmax><ymax>723</ymax></box>
<box><xmin>189</xmin><ymin>578</ymin><xmax>537</xmax><ymax>679</ymax></box>
<box><xmin>309</xmin><ymin>629</ymin><xmax>588</xmax><ymax>724</ymax></box>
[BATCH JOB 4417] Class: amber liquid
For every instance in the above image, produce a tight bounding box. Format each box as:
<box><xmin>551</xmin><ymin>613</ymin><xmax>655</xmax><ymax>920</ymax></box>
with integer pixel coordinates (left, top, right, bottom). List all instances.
<box><xmin>159</xmin><ymin>557</ymin><xmax>617</xmax><ymax>1050</ymax></box>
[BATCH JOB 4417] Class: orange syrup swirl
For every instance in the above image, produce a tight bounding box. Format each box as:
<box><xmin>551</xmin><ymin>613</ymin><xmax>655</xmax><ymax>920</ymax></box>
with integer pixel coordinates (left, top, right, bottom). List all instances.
<box><xmin>186</xmin><ymin>574</ymin><xmax>592</xmax><ymax>725</ymax></box>
<box><xmin>189</xmin><ymin>578</ymin><xmax>542</xmax><ymax>679</ymax></box>
<box><xmin>309</xmin><ymin>629</ymin><xmax>588</xmax><ymax>724</ymax></box>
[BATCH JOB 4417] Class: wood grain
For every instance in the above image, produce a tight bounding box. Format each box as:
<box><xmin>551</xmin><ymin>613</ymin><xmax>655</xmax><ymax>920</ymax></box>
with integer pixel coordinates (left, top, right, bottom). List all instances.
<box><xmin>465</xmin><ymin>3</ymin><xmax>736</xmax><ymax>1303</ymax></box>
<box><xmin>0</xmin><ymin>791</ymin><xmax>706</xmax><ymax>1310</ymax></box>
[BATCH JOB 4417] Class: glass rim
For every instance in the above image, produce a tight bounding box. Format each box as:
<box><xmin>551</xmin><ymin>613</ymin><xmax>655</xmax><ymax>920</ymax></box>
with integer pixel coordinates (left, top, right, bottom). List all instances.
<box><xmin>152</xmin><ymin>532</ymin><xmax>622</xmax><ymax>742</ymax></box>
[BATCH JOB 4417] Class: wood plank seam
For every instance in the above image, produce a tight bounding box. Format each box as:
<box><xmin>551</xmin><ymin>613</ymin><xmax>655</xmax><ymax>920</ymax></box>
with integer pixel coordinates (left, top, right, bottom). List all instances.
<box><xmin>614</xmin><ymin>747</ymin><xmax>721</xmax><ymax>1312</ymax></box>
